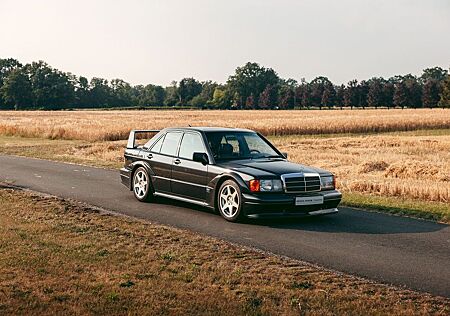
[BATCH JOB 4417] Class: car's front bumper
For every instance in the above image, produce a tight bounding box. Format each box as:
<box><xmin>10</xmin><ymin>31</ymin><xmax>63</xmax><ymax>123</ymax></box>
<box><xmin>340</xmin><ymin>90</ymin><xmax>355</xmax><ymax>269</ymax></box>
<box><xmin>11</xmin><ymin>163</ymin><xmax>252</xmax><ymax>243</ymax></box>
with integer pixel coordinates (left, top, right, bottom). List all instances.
<box><xmin>242</xmin><ymin>190</ymin><xmax>342</xmax><ymax>218</ymax></box>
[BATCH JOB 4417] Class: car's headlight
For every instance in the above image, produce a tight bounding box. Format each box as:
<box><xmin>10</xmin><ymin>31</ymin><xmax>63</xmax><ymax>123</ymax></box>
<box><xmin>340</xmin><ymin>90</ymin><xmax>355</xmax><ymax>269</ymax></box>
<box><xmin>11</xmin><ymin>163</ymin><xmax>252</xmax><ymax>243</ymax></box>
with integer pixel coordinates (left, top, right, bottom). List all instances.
<box><xmin>320</xmin><ymin>175</ymin><xmax>335</xmax><ymax>190</ymax></box>
<box><xmin>249</xmin><ymin>179</ymin><xmax>283</xmax><ymax>192</ymax></box>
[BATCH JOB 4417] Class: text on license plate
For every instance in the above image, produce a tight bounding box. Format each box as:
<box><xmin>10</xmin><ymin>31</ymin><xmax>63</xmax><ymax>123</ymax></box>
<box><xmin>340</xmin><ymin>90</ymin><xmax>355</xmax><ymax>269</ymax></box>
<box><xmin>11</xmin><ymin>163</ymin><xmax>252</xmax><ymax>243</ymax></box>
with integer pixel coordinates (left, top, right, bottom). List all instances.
<box><xmin>295</xmin><ymin>196</ymin><xmax>324</xmax><ymax>206</ymax></box>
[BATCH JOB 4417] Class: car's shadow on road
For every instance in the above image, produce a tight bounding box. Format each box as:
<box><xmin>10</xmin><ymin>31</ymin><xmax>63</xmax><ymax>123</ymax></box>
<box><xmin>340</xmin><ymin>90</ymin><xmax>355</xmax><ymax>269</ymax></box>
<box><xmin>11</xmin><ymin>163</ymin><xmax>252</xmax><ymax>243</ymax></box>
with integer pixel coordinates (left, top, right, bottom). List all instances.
<box><xmin>246</xmin><ymin>209</ymin><xmax>448</xmax><ymax>235</ymax></box>
<box><xmin>152</xmin><ymin>197</ymin><xmax>447</xmax><ymax>235</ymax></box>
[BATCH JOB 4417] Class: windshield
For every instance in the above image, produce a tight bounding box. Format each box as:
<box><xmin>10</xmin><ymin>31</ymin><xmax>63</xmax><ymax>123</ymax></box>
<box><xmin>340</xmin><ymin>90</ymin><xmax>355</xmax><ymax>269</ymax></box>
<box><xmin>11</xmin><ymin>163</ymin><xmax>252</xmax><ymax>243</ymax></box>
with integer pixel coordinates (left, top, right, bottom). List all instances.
<box><xmin>205</xmin><ymin>131</ymin><xmax>281</xmax><ymax>161</ymax></box>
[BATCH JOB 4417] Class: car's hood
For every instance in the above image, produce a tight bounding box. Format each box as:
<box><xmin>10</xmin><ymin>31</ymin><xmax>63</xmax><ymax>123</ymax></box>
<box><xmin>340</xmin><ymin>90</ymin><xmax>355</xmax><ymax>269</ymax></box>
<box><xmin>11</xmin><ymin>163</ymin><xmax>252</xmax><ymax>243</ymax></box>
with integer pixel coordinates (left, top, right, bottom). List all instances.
<box><xmin>216</xmin><ymin>159</ymin><xmax>331</xmax><ymax>177</ymax></box>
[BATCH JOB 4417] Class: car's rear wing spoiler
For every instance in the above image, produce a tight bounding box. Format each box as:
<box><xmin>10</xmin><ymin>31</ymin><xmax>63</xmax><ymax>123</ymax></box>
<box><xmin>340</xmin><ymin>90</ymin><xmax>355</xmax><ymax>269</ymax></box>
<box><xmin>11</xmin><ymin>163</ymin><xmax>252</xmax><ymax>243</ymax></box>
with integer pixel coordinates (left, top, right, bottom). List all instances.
<box><xmin>127</xmin><ymin>130</ymin><xmax>160</xmax><ymax>149</ymax></box>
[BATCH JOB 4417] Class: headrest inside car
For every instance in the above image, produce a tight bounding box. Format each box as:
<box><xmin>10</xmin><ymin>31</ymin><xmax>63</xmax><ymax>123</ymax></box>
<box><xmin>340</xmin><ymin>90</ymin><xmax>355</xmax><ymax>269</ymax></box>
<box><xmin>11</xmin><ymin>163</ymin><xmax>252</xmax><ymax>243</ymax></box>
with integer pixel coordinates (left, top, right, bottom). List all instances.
<box><xmin>219</xmin><ymin>143</ymin><xmax>233</xmax><ymax>156</ymax></box>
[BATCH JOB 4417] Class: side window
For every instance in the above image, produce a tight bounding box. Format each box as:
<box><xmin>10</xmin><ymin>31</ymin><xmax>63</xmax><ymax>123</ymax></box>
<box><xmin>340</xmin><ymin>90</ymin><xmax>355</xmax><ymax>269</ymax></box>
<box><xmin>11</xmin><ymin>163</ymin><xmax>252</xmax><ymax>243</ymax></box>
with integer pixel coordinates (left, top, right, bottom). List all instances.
<box><xmin>160</xmin><ymin>132</ymin><xmax>182</xmax><ymax>156</ymax></box>
<box><xmin>179</xmin><ymin>133</ymin><xmax>205</xmax><ymax>160</ymax></box>
<box><xmin>150</xmin><ymin>135</ymin><xmax>165</xmax><ymax>153</ymax></box>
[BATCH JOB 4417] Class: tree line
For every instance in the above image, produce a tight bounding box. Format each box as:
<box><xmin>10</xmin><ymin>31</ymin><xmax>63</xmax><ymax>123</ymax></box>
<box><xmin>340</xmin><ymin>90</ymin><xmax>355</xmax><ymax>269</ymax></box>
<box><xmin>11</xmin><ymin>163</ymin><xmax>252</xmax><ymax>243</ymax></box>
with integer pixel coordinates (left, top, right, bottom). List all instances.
<box><xmin>0</xmin><ymin>58</ymin><xmax>449</xmax><ymax>110</ymax></box>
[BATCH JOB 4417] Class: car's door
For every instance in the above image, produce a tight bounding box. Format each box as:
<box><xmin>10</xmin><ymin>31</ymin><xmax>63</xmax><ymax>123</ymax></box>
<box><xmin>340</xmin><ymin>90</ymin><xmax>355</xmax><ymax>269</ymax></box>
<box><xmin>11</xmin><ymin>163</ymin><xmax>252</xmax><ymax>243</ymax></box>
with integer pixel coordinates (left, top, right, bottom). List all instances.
<box><xmin>143</xmin><ymin>131</ymin><xmax>183</xmax><ymax>193</ymax></box>
<box><xmin>171</xmin><ymin>132</ymin><xmax>208</xmax><ymax>201</ymax></box>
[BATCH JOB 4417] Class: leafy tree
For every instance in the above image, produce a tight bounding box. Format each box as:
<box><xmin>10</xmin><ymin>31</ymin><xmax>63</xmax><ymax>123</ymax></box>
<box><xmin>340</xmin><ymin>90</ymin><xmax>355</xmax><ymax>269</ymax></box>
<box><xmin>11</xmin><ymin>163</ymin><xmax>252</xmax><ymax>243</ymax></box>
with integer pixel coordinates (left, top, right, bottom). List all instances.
<box><xmin>309</xmin><ymin>76</ymin><xmax>332</xmax><ymax>108</ymax></box>
<box><xmin>0</xmin><ymin>68</ymin><xmax>33</xmax><ymax>110</ymax></box>
<box><xmin>26</xmin><ymin>61</ymin><xmax>75</xmax><ymax>109</ymax></box>
<box><xmin>178</xmin><ymin>78</ymin><xmax>202</xmax><ymax>105</ymax></box>
<box><xmin>321</xmin><ymin>83</ymin><xmax>336</xmax><ymax>109</ymax></box>
<box><xmin>344</xmin><ymin>80</ymin><xmax>358</xmax><ymax>109</ymax></box>
<box><xmin>280</xmin><ymin>78</ymin><xmax>298</xmax><ymax>88</ymax></box>
<box><xmin>357</xmin><ymin>80</ymin><xmax>369</xmax><ymax>108</ymax></box>
<box><xmin>164</xmin><ymin>81</ymin><xmax>179</xmax><ymax>106</ymax></box>
<box><xmin>190</xmin><ymin>81</ymin><xmax>218</xmax><ymax>108</ymax></box>
<box><xmin>110</xmin><ymin>79</ymin><xmax>133</xmax><ymax>107</ymax></box>
<box><xmin>403</xmin><ymin>75</ymin><xmax>422</xmax><ymax>108</ymax></box>
<box><xmin>152</xmin><ymin>85</ymin><xmax>166</xmax><ymax>106</ymax></box>
<box><xmin>74</xmin><ymin>76</ymin><xmax>91</xmax><ymax>107</ymax></box>
<box><xmin>335</xmin><ymin>84</ymin><xmax>345</xmax><ymax>109</ymax></box>
<box><xmin>278</xmin><ymin>85</ymin><xmax>295</xmax><ymax>109</ymax></box>
<box><xmin>383</xmin><ymin>79</ymin><xmax>395</xmax><ymax>108</ymax></box>
<box><xmin>367</xmin><ymin>78</ymin><xmax>384</xmax><ymax>108</ymax></box>
<box><xmin>210</xmin><ymin>87</ymin><xmax>231</xmax><ymax>108</ymax></box>
<box><xmin>421</xmin><ymin>67</ymin><xmax>448</xmax><ymax>83</ymax></box>
<box><xmin>245</xmin><ymin>94</ymin><xmax>256</xmax><ymax>109</ymax></box>
<box><xmin>295</xmin><ymin>81</ymin><xmax>310</xmax><ymax>108</ymax></box>
<box><xmin>0</xmin><ymin>58</ymin><xmax>22</xmax><ymax>79</ymax></box>
<box><xmin>89</xmin><ymin>77</ymin><xmax>112</xmax><ymax>108</ymax></box>
<box><xmin>0</xmin><ymin>58</ymin><xmax>22</xmax><ymax>109</ymax></box>
<box><xmin>3</xmin><ymin>57</ymin><xmax>450</xmax><ymax>111</ymax></box>
<box><xmin>137</xmin><ymin>84</ymin><xmax>165</xmax><ymax>107</ymax></box>
<box><xmin>438</xmin><ymin>72</ymin><xmax>450</xmax><ymax>108</ymax></box>
<box><xmin>393</xmin><ymin>81</ymin><xmax>408</xmax><ymax>108</ymax></box>
<box><xmin>422</xmin><ymin>79</ymin><xmax>441</xmax><ymax>108</ymax></box>
<box><xmin>227</xmin><ymin>62</ymin><xmax>279</xmax><ymax>108</ymax></box>
<box><xmin>258</xmin><ymin>84</ymin><xmax>278</xmax><ymax>109</ymax></box>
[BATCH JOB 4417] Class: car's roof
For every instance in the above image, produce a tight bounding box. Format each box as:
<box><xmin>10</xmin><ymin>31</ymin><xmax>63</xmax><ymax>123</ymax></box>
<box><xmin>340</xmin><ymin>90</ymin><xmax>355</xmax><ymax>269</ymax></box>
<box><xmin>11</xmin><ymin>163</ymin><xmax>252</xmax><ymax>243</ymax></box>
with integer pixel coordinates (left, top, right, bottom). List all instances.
<box><xmin>163</xmin><ymin>126</ymin><xmax>254</xmax><ymax>133</ymax></box>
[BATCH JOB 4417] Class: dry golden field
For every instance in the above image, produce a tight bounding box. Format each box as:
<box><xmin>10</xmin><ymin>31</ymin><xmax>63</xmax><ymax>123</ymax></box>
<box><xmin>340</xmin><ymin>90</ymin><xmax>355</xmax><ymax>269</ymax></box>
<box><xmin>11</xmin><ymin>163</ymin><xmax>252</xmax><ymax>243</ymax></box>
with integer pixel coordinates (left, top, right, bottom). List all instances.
<box><xmin>0</xmin><ymin>109</ymin><xmax>449</xmax><ymax>220</ymax></box>
<box><xmin>272</xmin><ymin>132</ymin><xmax>450</xmax><ymax>204</ymax></box>
<box><xmin>1</xmin><ymin>131</ymin><xmax>449</xmax><ymax>208</ymax></box>
<box><xmin>0</xmin><ymin>109</ymin><xmax>449</xmax><ymax>141</ymax></box>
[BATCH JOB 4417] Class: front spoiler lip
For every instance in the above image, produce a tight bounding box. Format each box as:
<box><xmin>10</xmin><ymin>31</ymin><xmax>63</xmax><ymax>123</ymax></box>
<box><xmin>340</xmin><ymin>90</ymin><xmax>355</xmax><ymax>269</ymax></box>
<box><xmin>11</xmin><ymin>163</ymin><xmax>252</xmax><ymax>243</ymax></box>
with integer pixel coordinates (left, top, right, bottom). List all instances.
<box><xmin>246</xmin><ymin>208</ymin><xmax>339</xmax><ymax>219</ymax></box>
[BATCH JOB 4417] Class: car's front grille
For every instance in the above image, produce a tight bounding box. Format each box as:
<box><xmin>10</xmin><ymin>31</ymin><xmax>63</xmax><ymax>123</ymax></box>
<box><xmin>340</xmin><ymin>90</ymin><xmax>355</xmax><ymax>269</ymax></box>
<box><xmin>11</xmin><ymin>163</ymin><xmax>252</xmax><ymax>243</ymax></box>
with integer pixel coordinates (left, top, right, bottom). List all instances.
<box><xmin>281</xmin><ymin>173</ymin><xmax>321</xmax><ymax>193</ymax></box>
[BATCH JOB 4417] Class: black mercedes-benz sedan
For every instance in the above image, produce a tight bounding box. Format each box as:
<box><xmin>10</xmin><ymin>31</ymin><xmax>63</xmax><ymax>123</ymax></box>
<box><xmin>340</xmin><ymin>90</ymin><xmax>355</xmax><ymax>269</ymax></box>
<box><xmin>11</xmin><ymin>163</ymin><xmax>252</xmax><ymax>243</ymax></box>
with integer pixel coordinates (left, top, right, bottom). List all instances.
<box><xmin>120</xmin><ymin>127</ymin><xmax>342</xmax><ymax>222</ymax></box>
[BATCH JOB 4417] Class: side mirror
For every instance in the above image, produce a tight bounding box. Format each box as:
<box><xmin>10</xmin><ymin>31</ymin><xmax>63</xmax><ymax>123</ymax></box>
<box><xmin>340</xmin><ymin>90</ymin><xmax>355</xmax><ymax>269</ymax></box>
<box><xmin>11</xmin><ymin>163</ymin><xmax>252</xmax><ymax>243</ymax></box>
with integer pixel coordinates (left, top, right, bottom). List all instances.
<box><xmin>281</xmin><ymin>152</ymin><xmax>288</xmax><ymax>159</ymax></box>
<box><xmin>193</xmin><ymin>152</ymin><xmax>209</xmax><ymax>165</ymax></box>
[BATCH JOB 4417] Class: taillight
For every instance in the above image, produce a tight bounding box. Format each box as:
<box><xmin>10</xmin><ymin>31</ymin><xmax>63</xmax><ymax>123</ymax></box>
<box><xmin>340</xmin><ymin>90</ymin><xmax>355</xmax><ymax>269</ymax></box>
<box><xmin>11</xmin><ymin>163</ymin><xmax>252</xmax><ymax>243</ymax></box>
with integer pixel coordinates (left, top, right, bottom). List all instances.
<box><xmin>249</xmin><ymin>179</ymin><xmax>260</xmax><ymax>192</ymax></box>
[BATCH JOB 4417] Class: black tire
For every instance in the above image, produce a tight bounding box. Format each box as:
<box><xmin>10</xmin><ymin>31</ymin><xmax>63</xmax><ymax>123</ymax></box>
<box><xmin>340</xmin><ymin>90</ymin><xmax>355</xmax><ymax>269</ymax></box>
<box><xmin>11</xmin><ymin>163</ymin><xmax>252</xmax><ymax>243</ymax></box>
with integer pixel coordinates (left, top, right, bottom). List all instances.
<box><xmin>132</xmin><ymin>167</ymin><xmax>153</xmax><ymax>202</ymax></box>
<box><xmin>217</xmin><ymin>180</ymin><xmax>243</xmax><ymax>222</ymax></box>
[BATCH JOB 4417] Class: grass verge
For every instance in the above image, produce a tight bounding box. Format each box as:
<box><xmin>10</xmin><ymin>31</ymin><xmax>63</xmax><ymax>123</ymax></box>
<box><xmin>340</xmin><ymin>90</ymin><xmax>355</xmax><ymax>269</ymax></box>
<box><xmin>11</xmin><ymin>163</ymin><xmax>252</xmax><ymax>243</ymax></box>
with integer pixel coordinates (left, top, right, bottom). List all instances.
<box><xmin>0</xmin><ymin>187</ymin><xmax>448</xmax><ymax>315</ymax></box>
<box><xmin>342</xmin><ymin>193</ymin><xmax>450</xmax><ymax>223</ymax></box>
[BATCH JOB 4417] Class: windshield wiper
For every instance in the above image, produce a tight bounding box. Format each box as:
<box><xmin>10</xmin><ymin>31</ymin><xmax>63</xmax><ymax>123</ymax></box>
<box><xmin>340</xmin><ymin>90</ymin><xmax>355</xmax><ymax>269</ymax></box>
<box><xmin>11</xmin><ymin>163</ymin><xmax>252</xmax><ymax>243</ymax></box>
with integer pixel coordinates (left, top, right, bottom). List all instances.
<box><xmin>262</xmin><ymin>155</ymin><xmax>283</xmax><ymax>159</ymax></box>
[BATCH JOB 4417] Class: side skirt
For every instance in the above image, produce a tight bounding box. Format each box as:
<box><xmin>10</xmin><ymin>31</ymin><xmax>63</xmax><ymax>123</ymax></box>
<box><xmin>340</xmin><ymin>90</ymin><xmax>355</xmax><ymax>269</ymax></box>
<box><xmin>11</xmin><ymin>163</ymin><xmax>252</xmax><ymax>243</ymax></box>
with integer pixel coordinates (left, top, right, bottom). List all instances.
<box><xmin>153</xmin><ymin>192</ymin><xmax>212</xmax><ymax>208</ymax></box>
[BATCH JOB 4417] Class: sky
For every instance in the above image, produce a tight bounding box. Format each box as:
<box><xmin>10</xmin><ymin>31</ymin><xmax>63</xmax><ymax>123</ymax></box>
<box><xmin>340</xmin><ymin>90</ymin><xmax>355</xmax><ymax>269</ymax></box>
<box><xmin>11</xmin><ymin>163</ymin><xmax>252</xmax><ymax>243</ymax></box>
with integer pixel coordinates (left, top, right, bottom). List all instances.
<box><xmin>0</xmin><ymin>0</ymin><xmax>449</xmax><ymax>86</ymax></box>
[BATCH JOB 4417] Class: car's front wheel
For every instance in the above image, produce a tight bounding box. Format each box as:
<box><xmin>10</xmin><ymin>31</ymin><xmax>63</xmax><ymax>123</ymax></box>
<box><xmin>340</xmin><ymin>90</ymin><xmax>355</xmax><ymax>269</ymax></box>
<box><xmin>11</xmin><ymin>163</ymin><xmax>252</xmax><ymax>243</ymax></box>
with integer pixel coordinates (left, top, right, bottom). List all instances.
<box><xmin>217</xmin><ymin>180</ymin><xmax>243</xmax><ymax>222</ymax></box>
<box><xmin>133</xmin><ymin>167</ymin><xmax>153</xmax><ymax>202</ymax></box>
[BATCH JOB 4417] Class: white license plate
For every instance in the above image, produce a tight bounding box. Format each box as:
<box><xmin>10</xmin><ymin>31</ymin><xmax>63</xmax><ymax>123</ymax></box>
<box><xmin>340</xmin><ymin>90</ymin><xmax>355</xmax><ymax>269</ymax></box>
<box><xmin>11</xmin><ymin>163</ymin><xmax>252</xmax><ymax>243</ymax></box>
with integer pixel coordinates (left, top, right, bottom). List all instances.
<box><xmin>295</xmin><ymin>196</ymin><xmax>324</xmax><ymax>206</ymax></box>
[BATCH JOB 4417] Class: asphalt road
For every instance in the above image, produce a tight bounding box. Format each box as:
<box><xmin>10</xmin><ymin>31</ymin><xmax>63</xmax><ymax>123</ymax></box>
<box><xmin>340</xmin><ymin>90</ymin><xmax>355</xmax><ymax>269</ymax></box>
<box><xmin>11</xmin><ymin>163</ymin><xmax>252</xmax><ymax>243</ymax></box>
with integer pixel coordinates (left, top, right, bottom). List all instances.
<box><xmin>1</xmin><ymin>155</ymin><xmax>449</xmax><ymax>298</ymax></box>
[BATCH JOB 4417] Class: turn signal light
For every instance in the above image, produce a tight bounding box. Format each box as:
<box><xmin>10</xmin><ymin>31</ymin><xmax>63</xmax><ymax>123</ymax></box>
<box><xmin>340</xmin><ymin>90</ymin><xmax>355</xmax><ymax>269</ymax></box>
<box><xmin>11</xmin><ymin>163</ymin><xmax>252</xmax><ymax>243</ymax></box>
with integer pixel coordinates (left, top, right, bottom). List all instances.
<box><xmin>249</xmin><ymin>179</ymin><xmax>260</xmax><ymax>192</ymax></box>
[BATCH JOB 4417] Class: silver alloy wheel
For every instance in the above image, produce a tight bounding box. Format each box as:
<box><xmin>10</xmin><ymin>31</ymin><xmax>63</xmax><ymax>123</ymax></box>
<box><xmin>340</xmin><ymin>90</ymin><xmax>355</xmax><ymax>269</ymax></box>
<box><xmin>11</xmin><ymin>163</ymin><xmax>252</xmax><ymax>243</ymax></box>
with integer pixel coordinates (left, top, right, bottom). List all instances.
<box><xmin>219</xmin><ymin>184</ymin><xmax>240</xmax><ymax>218</ymax></box>
<box><xmin>133</xmin><ymin>170</ymin><xmax>148</xmax><ymax>199</ymax></box>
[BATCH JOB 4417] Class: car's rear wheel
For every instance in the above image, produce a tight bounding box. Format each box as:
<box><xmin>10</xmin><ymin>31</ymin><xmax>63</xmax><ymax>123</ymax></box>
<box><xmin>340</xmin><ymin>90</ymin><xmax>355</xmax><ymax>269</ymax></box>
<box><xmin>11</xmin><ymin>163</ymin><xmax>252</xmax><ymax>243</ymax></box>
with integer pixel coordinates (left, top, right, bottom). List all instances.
<box><xmin>133</xmin><ymin>167</ymin><xmax>153</xmax><ymax>202</ymax></box>
<box><xmin>217</xmin><ymin>180</ymin><xmax>243</xmax><ymax>222</ymax></box>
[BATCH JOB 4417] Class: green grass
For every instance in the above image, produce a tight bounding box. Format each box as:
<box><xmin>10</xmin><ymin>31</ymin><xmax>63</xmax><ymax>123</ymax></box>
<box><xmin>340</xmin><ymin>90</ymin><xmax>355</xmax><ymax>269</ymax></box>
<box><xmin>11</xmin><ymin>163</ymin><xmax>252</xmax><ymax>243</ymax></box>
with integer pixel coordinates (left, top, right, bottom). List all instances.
<box><xmin>268</xmin><ymin>128</ymin><xmax>450</xmax><ymax>141</ymax></box>
<box><xmin>343</xmin><ymin>193</ymin><xmax>450</xmax><ymax>223</ymax></box>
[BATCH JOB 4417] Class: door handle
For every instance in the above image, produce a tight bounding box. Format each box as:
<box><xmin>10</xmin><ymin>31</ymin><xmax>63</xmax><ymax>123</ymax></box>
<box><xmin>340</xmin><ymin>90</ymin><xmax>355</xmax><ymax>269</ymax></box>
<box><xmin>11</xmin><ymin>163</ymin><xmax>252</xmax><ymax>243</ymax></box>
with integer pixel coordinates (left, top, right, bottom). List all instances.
<box><xmin>144</xmin><ymin>153</ymin><xmax>153</xmax><ymax>159</ymax></box>
<box><xmin>173</xmin><ymin>158</ymin><xmax>181</xmax><ymax>165</ymax></box>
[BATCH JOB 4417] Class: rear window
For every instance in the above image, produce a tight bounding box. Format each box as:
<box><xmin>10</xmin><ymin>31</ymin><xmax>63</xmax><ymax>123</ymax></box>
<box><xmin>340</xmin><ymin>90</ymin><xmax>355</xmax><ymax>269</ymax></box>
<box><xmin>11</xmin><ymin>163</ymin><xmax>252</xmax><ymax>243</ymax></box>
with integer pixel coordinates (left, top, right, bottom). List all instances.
<box><xmin>150</xmin><ymin>135</ymin><xmax>165</xmax><ymax>153</ymax></box>
<box><xmin>160</xmin><ymin>132</ymin><xmax>183</xmax><ymax>156</ymax></box>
